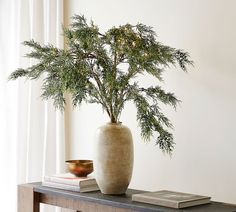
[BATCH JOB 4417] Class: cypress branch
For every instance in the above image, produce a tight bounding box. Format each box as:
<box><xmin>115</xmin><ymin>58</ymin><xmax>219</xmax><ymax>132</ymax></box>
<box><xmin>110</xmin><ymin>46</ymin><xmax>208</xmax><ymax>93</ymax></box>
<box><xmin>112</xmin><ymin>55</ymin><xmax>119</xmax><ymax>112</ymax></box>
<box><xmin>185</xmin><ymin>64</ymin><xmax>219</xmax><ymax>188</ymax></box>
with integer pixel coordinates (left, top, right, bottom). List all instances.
<box><xmin>9</xmin><ymin>14</ymin><xmax>193</xmax><ymax>154</ymax></box>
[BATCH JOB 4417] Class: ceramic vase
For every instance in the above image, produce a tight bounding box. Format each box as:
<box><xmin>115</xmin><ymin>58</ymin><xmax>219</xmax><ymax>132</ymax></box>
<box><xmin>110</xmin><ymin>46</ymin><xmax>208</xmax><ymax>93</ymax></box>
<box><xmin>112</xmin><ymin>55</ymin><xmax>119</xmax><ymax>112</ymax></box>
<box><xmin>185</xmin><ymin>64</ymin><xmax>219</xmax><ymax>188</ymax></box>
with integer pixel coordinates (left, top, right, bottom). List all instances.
<box><xmin>94</xmin><ymin>122</ymin><xmax>133</xmax><ymax>194</ymax></box>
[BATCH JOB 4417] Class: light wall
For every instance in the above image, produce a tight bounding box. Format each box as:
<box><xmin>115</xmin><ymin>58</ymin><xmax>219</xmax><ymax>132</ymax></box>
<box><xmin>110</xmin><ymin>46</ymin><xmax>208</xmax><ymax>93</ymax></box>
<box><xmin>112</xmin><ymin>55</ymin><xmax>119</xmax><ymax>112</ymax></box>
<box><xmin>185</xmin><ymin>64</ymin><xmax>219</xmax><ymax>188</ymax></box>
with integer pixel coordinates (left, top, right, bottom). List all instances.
<box><xmin>64</xmin><ymin>0</ymin><xmax>236</xmax><ymax>204</ymax></box>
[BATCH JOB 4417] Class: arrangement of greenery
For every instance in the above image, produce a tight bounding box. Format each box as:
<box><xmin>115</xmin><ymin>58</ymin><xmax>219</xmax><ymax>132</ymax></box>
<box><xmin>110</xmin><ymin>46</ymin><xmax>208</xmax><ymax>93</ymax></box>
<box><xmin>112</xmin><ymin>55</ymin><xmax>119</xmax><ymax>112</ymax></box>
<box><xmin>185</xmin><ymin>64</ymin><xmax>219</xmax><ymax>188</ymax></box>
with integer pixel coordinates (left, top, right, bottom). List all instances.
<box><xmin>9</xmin><ymin>15</ymin><xmax>192</xmax><ymax>153</ymax></box>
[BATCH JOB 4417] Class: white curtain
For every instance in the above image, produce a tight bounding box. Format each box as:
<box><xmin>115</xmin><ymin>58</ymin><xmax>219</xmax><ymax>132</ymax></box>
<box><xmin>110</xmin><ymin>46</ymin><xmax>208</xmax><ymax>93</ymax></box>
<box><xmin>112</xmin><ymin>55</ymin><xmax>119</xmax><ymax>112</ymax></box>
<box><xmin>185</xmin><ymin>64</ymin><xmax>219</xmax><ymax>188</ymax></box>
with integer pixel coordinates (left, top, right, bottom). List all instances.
<box><xmin>0</xmin><ymin>0</ymin><xmax>66</xmax><ymax>211</ymax></box>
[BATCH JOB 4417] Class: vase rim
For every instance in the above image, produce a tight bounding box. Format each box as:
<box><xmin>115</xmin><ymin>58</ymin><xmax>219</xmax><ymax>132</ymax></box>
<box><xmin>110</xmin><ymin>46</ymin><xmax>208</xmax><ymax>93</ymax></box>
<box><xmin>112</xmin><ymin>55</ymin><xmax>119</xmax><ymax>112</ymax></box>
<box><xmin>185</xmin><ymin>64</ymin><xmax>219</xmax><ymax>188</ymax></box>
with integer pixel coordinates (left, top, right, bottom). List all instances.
<box><xmin>107</xmin><ymin>121</ymin><xmax>122</xmax><ymax>125</ymax></box>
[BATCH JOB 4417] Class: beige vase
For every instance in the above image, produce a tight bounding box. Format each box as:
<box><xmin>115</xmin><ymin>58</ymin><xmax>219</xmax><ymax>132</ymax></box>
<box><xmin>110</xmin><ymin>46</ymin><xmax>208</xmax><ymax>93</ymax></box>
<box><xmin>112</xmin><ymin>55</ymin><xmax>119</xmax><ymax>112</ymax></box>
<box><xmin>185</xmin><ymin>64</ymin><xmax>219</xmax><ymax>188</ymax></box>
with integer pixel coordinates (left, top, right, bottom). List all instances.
<box><xmin>94</xmin><ymin>122</ymin><xmax>133</xmax><ymax>194</ymax></box>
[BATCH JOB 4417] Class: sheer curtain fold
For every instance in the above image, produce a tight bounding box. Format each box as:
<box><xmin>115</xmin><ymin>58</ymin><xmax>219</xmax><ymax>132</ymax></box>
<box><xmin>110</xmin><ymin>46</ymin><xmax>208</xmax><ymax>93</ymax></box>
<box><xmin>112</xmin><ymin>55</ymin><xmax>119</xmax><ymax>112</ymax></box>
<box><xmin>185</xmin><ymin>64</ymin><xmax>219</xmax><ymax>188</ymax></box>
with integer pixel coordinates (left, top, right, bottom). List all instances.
<box><xmin>0</xmin><ymin>0</ymin><xmax>65</xmax><ymax>211</ymax></box>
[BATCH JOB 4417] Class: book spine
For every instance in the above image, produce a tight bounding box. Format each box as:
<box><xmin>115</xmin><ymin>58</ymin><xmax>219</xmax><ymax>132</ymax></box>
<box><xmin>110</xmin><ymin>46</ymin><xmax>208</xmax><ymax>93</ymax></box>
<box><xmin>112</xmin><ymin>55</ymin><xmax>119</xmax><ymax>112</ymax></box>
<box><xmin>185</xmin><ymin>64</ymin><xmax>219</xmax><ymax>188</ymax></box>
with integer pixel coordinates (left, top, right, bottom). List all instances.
<box><xmin>80</xmin><ymin>180</ymin><xmax>98</xmax><ymax>187</ymax></box>
<box><xmin>80</xmin><ymin>185</ymin><xmax>100</xmax><ymax>193</ymax></box>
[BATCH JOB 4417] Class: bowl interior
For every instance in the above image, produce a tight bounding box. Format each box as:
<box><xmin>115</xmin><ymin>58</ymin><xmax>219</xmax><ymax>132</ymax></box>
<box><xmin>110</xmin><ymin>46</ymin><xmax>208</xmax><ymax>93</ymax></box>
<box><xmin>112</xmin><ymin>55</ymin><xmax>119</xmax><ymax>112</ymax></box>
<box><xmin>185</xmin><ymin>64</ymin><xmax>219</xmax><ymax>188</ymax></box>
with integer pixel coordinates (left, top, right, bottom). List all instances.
<box><xmin>66</xmin><ymin>160</ymin><xmax>93</xmax><ymax>164</ymax></box>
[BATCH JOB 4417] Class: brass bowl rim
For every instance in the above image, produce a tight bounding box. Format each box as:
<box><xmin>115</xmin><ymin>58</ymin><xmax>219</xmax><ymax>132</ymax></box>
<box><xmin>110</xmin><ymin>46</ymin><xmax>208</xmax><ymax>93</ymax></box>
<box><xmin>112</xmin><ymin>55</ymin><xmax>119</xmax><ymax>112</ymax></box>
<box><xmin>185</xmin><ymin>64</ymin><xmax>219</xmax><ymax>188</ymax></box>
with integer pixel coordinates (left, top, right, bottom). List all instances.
<box><xmin>65</xmin><ymin>160</ymin><xmax>93</xmax><ymax>164</ymax></box>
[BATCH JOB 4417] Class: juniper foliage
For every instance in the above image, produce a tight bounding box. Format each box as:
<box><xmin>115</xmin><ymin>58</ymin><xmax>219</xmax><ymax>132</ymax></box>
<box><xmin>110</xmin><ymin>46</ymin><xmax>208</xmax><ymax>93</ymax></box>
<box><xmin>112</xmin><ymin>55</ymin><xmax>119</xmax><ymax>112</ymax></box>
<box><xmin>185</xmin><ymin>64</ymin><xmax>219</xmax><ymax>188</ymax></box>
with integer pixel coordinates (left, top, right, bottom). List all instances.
<box><xmin>9</xmin><ymin>15</ymin><xmax>193</xmax><ymax>154</ymax></box>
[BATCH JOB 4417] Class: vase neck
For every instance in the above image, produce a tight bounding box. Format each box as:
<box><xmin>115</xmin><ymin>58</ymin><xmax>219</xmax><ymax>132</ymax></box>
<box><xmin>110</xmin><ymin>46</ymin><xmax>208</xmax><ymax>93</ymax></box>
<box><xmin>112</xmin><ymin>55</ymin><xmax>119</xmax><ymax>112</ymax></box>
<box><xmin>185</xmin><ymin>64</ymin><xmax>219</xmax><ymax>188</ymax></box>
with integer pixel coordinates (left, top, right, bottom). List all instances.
<box><xmin>107</xmin><ymin>122</ymin><xmax>122</xmax><ymax>125</ymax></box>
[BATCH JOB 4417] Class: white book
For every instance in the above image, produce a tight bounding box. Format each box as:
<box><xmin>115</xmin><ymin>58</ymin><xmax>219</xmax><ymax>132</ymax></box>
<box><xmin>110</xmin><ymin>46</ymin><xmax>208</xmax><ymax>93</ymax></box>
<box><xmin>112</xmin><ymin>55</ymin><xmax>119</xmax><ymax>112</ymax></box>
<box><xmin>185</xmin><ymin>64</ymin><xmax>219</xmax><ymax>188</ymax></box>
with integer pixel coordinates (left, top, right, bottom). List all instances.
<box><xmin>42</xmin><ymin>181</ymin><xmax>100</xmax><ymax>193</ymax></box>
<box><xmin>44</xmin><ymin>173</ymin><xmax>97</xmax><ymax>187</ymax></box>
<box><xmin>132</xmin><ymin>190</ymin><xmax>211</xmax><ymax>209</ymax></box>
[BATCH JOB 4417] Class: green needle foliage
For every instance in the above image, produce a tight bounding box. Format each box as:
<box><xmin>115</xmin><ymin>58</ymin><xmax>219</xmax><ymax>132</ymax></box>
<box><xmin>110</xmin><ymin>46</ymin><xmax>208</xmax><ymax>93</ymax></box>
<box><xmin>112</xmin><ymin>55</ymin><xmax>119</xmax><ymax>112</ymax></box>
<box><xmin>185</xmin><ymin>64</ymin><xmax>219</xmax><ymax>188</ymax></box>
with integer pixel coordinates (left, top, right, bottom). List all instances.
<box><xmin>9</xmin><ymin>15</ymin><xmax>193</xmax><ymax>154</ymax></box>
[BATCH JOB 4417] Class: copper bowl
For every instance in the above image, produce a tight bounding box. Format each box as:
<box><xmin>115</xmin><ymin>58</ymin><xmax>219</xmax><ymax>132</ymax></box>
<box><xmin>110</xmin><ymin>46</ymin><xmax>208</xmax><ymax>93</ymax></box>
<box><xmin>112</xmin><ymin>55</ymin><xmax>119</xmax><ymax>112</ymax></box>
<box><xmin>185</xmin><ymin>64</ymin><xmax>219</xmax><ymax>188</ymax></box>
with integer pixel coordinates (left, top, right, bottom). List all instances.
<box><xmin>66</xmin><ymin>160</ymin><xmax>93</xmax><ymax>177</ymax></box>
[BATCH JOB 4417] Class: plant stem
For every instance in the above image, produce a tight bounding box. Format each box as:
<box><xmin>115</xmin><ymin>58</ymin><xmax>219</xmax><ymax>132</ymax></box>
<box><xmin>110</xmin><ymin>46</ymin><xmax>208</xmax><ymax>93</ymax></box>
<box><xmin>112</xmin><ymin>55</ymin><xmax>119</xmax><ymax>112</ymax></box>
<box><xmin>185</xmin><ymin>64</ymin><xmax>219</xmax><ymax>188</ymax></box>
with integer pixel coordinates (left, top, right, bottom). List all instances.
<box><xmin>109</xmin><ymin>45</ymin><xmax>118</xmax><ymax>123</ymax></box>
<box><xmin>110</xmin><ymin>114</ymin><xmax>116</xmax><ymax>123</ymax></box>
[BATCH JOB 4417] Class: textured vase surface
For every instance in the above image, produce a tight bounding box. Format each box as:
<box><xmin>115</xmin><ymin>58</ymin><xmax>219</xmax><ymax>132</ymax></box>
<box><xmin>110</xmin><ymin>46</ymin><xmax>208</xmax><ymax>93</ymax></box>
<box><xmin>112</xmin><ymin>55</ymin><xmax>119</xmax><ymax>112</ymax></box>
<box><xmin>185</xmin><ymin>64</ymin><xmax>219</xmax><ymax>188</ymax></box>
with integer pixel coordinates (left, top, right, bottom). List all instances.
<box><xmin>94</xmin><ymin>122</ymin><xmax>134</xmax><ymax>194</ymax></box>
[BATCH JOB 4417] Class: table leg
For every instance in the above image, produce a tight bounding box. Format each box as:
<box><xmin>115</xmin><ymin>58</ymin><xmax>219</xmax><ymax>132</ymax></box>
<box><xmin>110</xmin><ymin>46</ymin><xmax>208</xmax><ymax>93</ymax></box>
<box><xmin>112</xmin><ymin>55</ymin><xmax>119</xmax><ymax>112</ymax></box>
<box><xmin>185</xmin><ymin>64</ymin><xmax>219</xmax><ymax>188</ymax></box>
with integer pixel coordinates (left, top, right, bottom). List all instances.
<box><xmin>18</xmin><ymin>184</ymin><xmax>40</xmax><ymax>212</ymax></box>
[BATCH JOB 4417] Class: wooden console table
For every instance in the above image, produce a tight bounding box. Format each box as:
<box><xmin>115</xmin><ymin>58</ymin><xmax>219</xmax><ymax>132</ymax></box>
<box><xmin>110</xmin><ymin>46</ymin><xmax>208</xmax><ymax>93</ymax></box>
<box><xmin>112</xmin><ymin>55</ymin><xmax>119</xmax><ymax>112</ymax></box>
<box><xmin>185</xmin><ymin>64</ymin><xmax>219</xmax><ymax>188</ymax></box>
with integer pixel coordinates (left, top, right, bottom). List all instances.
<box><xmin>18</xmin><ymin>183</ymin><xmax>236</xmax><ymax>212</ymax></box>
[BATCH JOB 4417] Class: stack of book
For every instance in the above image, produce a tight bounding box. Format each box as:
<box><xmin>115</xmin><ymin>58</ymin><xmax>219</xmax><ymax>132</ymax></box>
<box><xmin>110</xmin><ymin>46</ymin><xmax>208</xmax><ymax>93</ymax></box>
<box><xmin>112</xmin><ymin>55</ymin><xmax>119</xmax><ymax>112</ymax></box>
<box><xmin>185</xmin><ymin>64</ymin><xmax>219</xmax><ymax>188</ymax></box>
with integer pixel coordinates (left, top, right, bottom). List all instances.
<box><xmin>42</xmin><ymin>173</ymin><xmax>99</xmax><ymax>193</ymax></box>
<box><xmin>132</xmin><ymin>190</ymin><xmax>211</xmax><ymax>209</ymax></box>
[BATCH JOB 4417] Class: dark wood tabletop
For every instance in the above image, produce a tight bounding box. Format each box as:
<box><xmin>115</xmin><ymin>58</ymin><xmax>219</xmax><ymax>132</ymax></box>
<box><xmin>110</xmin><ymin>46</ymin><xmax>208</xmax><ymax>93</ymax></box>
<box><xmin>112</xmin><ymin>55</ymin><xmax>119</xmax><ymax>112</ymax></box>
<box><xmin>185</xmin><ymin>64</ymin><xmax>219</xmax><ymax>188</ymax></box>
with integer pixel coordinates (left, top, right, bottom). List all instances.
<box><xmin>32</xmin><ymin>183</ymin><xmax>236</xmax><ymax>212</ymax></box>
